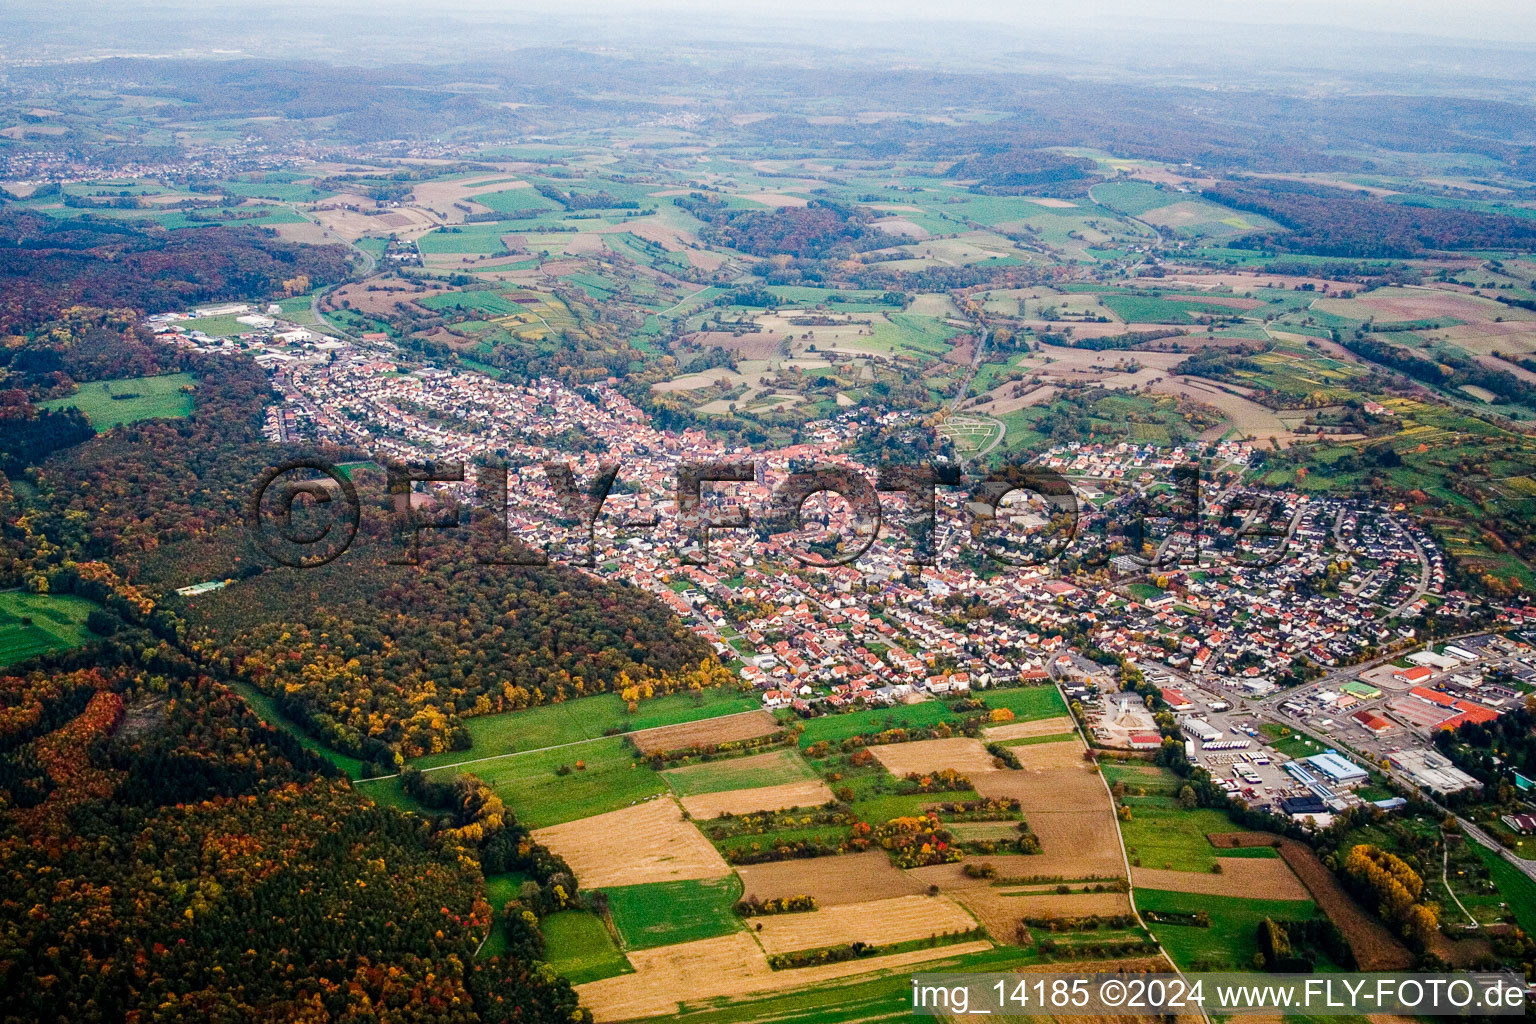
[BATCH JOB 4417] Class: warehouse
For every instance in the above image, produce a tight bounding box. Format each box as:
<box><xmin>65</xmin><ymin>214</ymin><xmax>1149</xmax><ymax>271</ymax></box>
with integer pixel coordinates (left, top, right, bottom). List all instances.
<box><xmin>1300</xmin><ymin>750</ymin><xmax>1368</xmax><ymax>785</ymax></box>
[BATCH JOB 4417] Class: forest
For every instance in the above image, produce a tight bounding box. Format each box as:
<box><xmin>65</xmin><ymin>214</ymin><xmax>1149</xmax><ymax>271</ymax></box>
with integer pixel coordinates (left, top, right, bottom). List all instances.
<box><xmin>1202</xmin><ymin>179</ymin><xmax>1536</xmax><ymax>258</ymax></box>
<box><xmin>685</xmin><ymin>199</ymin><xmax>888</xmax><ymax>260</ymax></box>
<box><xmin>0</xmin><ymin>210</ymin><xmax>353</xmax><ymax>332</ymax></box>
<box><xmin>0</xmin><ymin>646</ymin><xmax>587</xmax><ymax>1024</ymax></box>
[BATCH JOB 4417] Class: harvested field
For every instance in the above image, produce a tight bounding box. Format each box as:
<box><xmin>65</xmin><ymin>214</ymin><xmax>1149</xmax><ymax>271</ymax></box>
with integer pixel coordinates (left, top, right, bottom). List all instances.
<box><xmin>983</xmin><ymin>716</ymin><xmax>1076</xmax><ymax>741</ymax></box>
<box><xmin>1003</xmin><ymin>738</ymin><xmax>1093</xmax><ymax>771</ymax></box>
<box><xmin>310</xmin><ymin>200</ymin><xmax>438</xmax><ymax>241</ymax></box>
<box><xmin>574</xmin><ymin>931</ymin><xmax>993</xmax><ymax>1022</ymax></box>
<box><xmin>744</xmin><ymin>192</ymin><xmax>810</xmax><ymax>208</ymax></box>
<box><xmin>737</xmin><ymin>850</ymin><xmax>925</xmax><ymax>906</ymax></box>
<box><xmin>682</xmin><ymin>330</ymin><xmax>787</xmax><ymax>359</ymax></box>
<box><xmin>679</xmin><ymin>779</ymin><xmax>834</xmax><ymax>818</ymax></box>
<box><xmin>906</xmin><ymin>856</ymin><xmax>1058</xmax><ymax>889</ymax></box>
<box><xmin>951</xmin><ymin>888</ymin><xmax>1130</xmax><ymax>939</ymax></box>
<box><xmin>970</xmin><ymin>749</ymin><xmax>1125</xmax><ymax>881</ymax></box>
<box><xmin>868</xmin><ymin>737</ymin><xmax>999</xmax><ymax>776</ymax></box>
<box><xmin>947</xmin><ymin>821</ymin><xmax>1025</xmax><ymax>840</ymax></box>
<box><xmin>269</xmin><ymin>221</ymin><xmax>335</xmax><ymax>245</ymax></box>
<box><xmin>1275</xmin><ymin>840</ymin><xmax>1412</xmax><ymax>969</ymax></box>
<box><xmin>1150</xmin><ymin>375</ymin><xmax>1298</xmax><ymax>443</ymax></box>
<box><xmin>753</xmin><ymin>894</ymin><xmax>978</xmax><ymax>954</ymax></box>
<box><xmin>905</xmin><ymin>859</ymin><xmax>1130</xmax><ymax>941</ymax></box>
<box><xmin>1317</xmin><ymin>287</ymin><xmax>1535</xmax><ymax>324</ymax></box>
<box><xmin>1027</xmin><ymin>197</ymin><xmax>1078</xmax><ymax>208</ymax></box>
<box><xmin>1212</xmin><ymin>834</ymin><xmax>1417</xmax><ymax>970</ymax></box>
<box><xmin>629</xmin><ymin>710</ymin><xmax>780</xmax><ymax>755</ymax></box>
<box><xmin>330</xmin><ymin>277</ymin><xmax>453</xmax><ymax>316</ymax></box>
<box><xmin>871</xmin><ymin>217</ymin><xmax>930</xmax><ymax>239</ymax></box>
<box><xmin>1131</xmin><ymin>857</ymin><xmax>1307</xmax><ymax>900</ymax></box>
<box><xmin>531</xmin><ymin>798</ymin><xmax>728</xmax><ymax>888</ymax></box>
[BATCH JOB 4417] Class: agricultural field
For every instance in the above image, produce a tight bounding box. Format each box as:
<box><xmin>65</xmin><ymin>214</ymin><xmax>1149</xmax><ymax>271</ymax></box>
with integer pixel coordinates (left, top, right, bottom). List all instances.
<box><xmin>410</xmin><ymin>688</ymin><xmax>759</xmax><ymax>769</ymax></box>
<box><xmin>1135</xmin><ymin>889</ymin><xmax>1325</xmax><ymax>971</ymax></box>
<box><xmin>735</xmin><ymin>850</ymin><xmax>926</xmax><ymax>906</ymax></box>
<box><xmin>601</xmin><ymin>877</ymin><xmax>743</xmax><ymax>950</ymax></box>
<box><xmin>39</xmin><ymin>372</ymin><xmax>195</xmax><ymax>431</ymax></box>
<box><xmin>868</xmin><ymin>737</ymin><xmax>998</xmax><ymax>776</ymax></box>
<box><xmin>0</xmin><ymin>591</ymin><xmax>98</xmax><ymax>668</ymax></box>
<box><xmin>663</xmin><ymin>748</ymin><xmax>820</xmax><ymax>796</ymax></box>
<box><xmin>470</xmin><ymin>739</ymin><xmax>670</xmax><ymax>829</ymax></box>
<box><xmin>751</xmin><ymin>894</ymin><xmax>978</xmax><ymax>954</ymax></box>
<box><xmin>533</xmin><ymin>798</ymin><xmax>729</xmax><ymax>886</ymax></box>
<box><xmin>541</xmin><ymin>910</ymin><xmax>633</xmax><ymax>984</ymax></box>
<box><xmin>630</xmin><ymin>709</ymin><xmax>781</xmax><ymax>755</ymax></box>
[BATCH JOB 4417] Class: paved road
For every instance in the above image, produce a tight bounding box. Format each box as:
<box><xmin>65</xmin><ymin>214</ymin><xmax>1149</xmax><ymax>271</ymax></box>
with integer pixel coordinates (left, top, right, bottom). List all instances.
<box><xmin>1461</xmin><ymin>817</ymin><xmax>1536</xmax><ymax>885</ymax></box>
<box><xmin>270</xmin><ymin>201</ymin><xmax>379</xmax><ymax>342</ymax></box>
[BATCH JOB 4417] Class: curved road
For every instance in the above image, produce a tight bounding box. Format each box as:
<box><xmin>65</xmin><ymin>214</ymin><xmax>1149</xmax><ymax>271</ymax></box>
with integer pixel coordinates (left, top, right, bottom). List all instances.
<box><xmin>270</xmin><ymin>200</ymin><xmax>380</xmax><ymax>342</ymax></box>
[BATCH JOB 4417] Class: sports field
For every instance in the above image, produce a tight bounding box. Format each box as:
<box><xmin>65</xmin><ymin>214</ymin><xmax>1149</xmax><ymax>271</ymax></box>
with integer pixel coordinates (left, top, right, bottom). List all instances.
<box><xmin>39</xmin><ymin>372</ymin><xmax>195</xmax><ymax>431</ymax></box>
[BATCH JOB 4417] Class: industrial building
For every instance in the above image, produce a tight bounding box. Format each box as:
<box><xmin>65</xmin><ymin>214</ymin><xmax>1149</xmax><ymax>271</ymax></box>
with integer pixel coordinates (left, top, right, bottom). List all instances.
<box><xmin>1388</xmin><ymin>749</ymin><xmax>1482</xmax><ymax>796</ymax></box>
<box><xmin>1300</xmin><ymin>750</ymin><xmax>1369</xmax><ymax>785</ymax></box>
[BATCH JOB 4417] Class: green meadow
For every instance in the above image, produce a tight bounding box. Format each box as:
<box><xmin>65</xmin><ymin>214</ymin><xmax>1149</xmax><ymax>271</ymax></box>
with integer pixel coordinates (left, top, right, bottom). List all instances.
<box><xmin>40</xmin><ymin>372</ymin><xmax>196</xmax><ymax>431</ymax></box>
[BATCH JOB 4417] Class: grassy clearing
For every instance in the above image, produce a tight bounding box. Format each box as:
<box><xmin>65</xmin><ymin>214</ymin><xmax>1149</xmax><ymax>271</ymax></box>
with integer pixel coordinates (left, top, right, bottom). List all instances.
<box><xmin>794</xmin><ymin>700</ymin><xmax>958</xmax><ymax>748</ymax></box>
<box><xmin>600</xmin><ymin>877</ymin><xmax>743</xmax><ymax>950</ymax></box>
<box><xmin>542</xmin><ymin>910</ymin><xmax>633</xmax><ymax>983</ymax></box>
<box><xmin>1136</xmin><ymin>889</ymin><xmax>1322</xmax><ymax>971</ymax></box>
<box><xmin>663</xmin><ymin>748</ymin><xmax>818</xmax><ymax>796</ymax></box>
<box><xmin>999</xmin><ymin>732</ymin><xmax>1078</xmax><ymax>747</ymax></box>
<box><xmin>468</xmin><ymin>738</ymin><xmax>668</xmax><ymax>829</ymax></box>
<box><xmin>230</xmin><ymin>680</ymin><xmax>366</xmax><ymax>779</ymax></box>
<box><xmin>1120</xmin><ymin>801</ymin><xmax>1271</xmax><ymax>872</ymax></box>
<box><xmin>0</xmin><ymin>591</ymin><xmax>97</xmax><ymax>668</ymax></box>
<box><xmin>979</xmin><ymin>685</ymin><xmax>1067</xmax><ymax>721</ymax></box>
<box><xmin>1471</xmin><ymin>843</ymin><xmax>1536</xmax><ymax>934</ymax></box>
<box><xmin>39</xmin><ymin>372</ymin><xmax>195</xmax><ymax>431</ymax></box>
<box><xmin>418</xmin><ymin>289</ymin><xmax>526</xmax><ymax>316</ymax></box>
<box><xmin>411</xmin><ymin>688</ymin><xmax>758</xmax><ymax>770</ymax></box>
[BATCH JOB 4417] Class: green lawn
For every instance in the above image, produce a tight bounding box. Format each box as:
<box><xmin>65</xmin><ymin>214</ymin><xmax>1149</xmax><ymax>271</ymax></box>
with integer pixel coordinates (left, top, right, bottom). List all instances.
<box><xmin>599</xmin><ymin>877</ymin><xmax>742</xmax><ymax>950</ymax></box>
<box><xmin>541</xmin><ymin>910</ymin><xmax>633</xmax><ymax>983</ymax></box>
<box><xmin>1472</xmin><ymin>843</ymin><xmax>1536</xmax><ymax>934</ymax></box>
<box><xmin>1119</xmin><ymin>802</ymin><xmax>1272</xmax><ymax>872</ymax></box>
<box><xmin>1135</xmin><ymin>889</ymin><xmax>1322</xmax><ymax>971</ymax></box>
<box><xmin>39</xmin><ymin>372</ymin><xmax>195</xmax><ymax>432</ymax></box>
<box><xmin>410</xmin><ymin>688</ymin><xmax>758</xmax><ymax>770</ymax></box>
<box><xmin>999</xmin><ymin>732</ymin><xmax>1078</xmax><ymax>747</ymax></box>
<box><xmin>979</xmin><ymin>685</ymin><xmax>1067</xmax><ymax>721</ymax></box>
<box><xmin>662</xmin><ymin>748</ymin><xmax>817</xmax><ymax>796</ymax></box>
<box><xmin>860</xmin><ymin>313</ymin><xmax>961</xmax><ymax>358</ymax></box>
<box><xmin>0</xmin><ymin>591</ymin><xmax>97</xmax><ymax>668</ymax></box>
<box><xmin>468</xmin><ymin>739</ymin><xmax>668</xmax><ymax>829</ymax></box>
<box><xmin>795</xmin><ymin>700</ymin><xmax>959</xmax><ymax>748</ymax></box>
<box><xmin>418</xmin><ymin>290</ymin><xmax>526</xmax><ymax>317</ymax></box>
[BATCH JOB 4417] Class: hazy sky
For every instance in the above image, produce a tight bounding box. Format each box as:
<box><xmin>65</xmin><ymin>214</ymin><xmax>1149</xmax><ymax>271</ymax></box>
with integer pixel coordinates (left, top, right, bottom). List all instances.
<box><xmin>541</xmin><ymin>0</ymin><xmax>1536</xmax><ymax>44</ymax></box>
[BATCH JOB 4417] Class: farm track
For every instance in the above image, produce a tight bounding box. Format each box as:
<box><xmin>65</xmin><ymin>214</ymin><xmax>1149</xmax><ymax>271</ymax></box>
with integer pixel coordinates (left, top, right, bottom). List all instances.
<box><xmin>354</xmin><ymin>708</ymin><xmax>773</xmax><ymax>783</ymax></box>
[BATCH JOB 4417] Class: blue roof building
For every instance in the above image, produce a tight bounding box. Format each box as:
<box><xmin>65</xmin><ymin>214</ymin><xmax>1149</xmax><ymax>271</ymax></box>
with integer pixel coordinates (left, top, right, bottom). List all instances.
<box><xmin>1301</xmin><ymin>750</ymin><xmax>1368</xmax><ymax>785</ymax></box>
